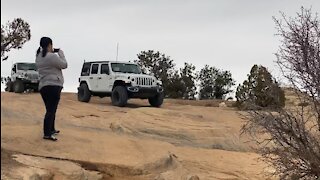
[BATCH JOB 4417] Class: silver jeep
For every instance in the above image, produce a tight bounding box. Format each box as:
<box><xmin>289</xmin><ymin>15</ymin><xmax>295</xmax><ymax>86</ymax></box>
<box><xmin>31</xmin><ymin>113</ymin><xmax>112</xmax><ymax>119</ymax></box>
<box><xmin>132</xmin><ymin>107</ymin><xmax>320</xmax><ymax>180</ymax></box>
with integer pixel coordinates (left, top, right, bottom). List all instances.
<box><xmin>5</xmin><ymin>63</ymin><xmax>39</xmax><ymax>93</ymax></box>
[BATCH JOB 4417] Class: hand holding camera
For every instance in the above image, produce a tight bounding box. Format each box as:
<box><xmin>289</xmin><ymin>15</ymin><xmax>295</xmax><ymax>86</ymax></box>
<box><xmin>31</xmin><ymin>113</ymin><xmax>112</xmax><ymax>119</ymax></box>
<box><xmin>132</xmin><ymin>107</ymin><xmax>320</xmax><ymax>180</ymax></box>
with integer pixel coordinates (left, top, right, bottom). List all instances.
<box><xmin>53</xmin><ymin>48</ymin><xmax>60</xmax><ymax>53</ymax></box>
<box><xmin>53</xmin><ymin>48</ymin><xmax>65</xmax><ymax>58</ymax></box>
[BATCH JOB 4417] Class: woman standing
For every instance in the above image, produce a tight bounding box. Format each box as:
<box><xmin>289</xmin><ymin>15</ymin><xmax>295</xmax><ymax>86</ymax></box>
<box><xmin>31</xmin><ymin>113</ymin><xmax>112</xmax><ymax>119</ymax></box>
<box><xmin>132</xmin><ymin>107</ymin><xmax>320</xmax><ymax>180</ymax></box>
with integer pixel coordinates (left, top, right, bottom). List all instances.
<box><xmin>36</xmin><ymin>37</ymin><xmax>68</xmax><ymax>141</ymax></box>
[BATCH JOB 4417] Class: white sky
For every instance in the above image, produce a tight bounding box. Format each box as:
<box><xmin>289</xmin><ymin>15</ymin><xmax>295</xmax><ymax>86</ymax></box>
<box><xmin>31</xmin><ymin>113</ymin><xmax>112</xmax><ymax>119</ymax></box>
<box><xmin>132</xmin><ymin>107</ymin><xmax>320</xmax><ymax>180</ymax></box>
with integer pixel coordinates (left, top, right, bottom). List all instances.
<box><xmin>1</xmin><ymin>0</ymin><xmax>319</xmax><ymax>94</ymax></box>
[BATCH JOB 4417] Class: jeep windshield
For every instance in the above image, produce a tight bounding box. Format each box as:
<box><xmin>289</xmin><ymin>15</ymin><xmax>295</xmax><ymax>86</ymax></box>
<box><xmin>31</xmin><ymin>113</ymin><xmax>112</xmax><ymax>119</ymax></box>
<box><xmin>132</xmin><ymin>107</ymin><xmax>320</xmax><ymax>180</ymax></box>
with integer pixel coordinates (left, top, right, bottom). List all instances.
<box><xmin>17</xmin><ymin>63</ymin><xmax>37</xmax><ymax>71</ymax></box>
<box><xmin>111</xmin><ymin>63</ymin><xmax>141</xmax><ymax>74</ymax></box>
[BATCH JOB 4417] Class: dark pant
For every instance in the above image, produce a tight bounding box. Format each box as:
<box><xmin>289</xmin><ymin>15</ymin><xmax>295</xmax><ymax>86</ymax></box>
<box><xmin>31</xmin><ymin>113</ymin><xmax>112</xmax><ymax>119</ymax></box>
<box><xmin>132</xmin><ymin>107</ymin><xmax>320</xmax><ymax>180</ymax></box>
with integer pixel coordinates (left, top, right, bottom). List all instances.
<box><xmin>40</xmin><ymin>86</ymin><xmax>62</xmax><ymax>136</ymax></box>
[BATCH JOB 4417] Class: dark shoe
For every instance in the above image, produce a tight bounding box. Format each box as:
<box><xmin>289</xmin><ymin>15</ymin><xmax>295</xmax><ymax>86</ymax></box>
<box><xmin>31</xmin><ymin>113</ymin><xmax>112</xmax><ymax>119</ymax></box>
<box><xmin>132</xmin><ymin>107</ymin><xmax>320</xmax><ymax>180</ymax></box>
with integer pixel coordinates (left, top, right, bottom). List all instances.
<box><xmin>43</xmin><ymin>135</ymin><xmax>58</xmax><ymax>141</ymax></box>
<box><xmin>52</xmin><ymin>130</ymin><xmax>60</xmax><ymax>135</ymax></box>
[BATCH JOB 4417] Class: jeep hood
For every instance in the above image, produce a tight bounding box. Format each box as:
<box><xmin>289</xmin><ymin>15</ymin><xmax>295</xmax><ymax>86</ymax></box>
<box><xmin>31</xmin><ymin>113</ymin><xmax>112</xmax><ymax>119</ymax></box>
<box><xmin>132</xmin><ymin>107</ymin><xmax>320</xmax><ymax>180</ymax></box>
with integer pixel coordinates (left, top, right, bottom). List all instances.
<box><xmin>114</xmin><ymin>73</ymin><xmax>156</xmax><ymax>79</ymax></box>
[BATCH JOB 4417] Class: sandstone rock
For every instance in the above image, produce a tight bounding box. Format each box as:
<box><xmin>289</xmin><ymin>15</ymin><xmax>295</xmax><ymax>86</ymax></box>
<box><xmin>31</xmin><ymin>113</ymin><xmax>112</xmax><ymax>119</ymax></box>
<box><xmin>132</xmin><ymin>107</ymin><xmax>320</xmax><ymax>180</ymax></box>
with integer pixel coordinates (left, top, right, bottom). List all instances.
<box><xmin>110</xmin><ymin>122</ymin><xmax>126</xmax><ymax>133</ymax></box>
<box><xmin>187</xmin><ymin>175</ymin><xmax>200</xmax><ymax>180</ymax></box>
<box><xmin>154</xmin><ymin>174</ymin><xmax>165</xmax><ymax>180</ymax></box>
<box><xmin>219</xmin><ymin>102</ymin><xmax>227</xmax><ymax>107</ymax></box>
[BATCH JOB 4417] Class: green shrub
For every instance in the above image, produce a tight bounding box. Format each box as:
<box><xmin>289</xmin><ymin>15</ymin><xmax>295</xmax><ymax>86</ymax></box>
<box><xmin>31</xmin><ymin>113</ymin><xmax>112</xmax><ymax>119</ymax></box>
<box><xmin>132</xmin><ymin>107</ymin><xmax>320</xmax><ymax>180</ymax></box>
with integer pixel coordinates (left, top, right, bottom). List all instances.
<box><xmin>236</xmin><ymin>65</ymin><xmax>285</xmax><ymax>109</ymax></box>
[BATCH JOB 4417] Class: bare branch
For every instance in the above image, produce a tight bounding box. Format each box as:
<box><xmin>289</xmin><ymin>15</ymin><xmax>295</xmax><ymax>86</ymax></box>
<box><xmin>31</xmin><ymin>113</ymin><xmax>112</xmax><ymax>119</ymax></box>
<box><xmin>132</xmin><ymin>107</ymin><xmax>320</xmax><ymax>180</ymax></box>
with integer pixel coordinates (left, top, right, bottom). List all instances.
<box><xmin>242</xmin><ymin>7</ymin><xmax>320</xmax><ymax>179</ymax></box>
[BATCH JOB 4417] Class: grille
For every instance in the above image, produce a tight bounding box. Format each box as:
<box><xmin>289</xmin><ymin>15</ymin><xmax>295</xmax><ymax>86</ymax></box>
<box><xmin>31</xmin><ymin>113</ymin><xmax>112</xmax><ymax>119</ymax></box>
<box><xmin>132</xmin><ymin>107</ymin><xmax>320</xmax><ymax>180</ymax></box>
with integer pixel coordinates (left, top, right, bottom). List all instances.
<box><xmin>135</xmin><ymin>77</ymin><xmax>153</xmax><ymax>86</ymax></box>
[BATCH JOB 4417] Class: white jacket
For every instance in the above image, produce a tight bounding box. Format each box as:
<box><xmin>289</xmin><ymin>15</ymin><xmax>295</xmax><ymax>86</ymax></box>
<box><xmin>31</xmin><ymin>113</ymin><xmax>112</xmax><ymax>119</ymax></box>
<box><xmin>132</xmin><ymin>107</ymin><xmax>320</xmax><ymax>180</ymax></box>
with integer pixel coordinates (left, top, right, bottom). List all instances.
<box><xmin>35</xmin><ymin>50</ymin><xmax>68</xmax><ymax>90</ymax></box>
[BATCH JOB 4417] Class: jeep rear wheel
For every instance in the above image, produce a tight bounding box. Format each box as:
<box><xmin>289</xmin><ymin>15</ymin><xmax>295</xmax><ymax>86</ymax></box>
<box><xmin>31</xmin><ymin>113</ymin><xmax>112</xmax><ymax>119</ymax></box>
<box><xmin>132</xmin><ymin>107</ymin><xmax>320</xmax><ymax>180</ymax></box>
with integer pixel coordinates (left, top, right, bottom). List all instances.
<box><xmin>149</xmin><ymin>93</ymin><xmax>164</xmax><ymax>107</ymax></box>
<box><xmin>13</xmin><ymin>80</ymin><xmax>25</xmax><ymax>93</ymax></box>
<box><xmin>78</xmin><ymin>83</ymin><xmax>91</xmax><ymax>102</ymax></box>
<box><xmin>111</xmin><ymin>86</ymin><xmax>128</xmax><ymax>107</ymax></box>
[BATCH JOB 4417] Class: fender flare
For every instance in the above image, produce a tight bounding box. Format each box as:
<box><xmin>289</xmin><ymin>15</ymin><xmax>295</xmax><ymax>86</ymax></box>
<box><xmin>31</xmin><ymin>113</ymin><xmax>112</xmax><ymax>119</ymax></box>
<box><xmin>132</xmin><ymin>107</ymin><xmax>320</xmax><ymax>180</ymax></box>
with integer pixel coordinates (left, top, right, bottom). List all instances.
<box><xmin>79</xmin><ymin>80</ymin><xmax>92</xmax><ymax>91</ymax></box>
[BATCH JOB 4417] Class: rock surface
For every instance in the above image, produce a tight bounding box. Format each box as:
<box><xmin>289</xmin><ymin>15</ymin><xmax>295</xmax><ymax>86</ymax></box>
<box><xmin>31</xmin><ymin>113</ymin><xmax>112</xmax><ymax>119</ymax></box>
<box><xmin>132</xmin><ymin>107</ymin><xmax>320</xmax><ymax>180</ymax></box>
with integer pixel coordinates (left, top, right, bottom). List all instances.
<box><xmin>1</xmin><ymin>92</ymin><xmax>275</xmax><ymax>179</ymax></box>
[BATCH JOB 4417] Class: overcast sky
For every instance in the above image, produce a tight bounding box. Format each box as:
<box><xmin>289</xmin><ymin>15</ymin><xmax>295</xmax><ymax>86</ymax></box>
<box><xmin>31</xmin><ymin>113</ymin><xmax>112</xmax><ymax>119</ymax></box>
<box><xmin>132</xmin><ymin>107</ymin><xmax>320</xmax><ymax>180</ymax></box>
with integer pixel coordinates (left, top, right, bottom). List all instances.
<box><xmin>1</xmin><ymin>0</ymin><xmax>319</xmax><ymax>94</ymax></box>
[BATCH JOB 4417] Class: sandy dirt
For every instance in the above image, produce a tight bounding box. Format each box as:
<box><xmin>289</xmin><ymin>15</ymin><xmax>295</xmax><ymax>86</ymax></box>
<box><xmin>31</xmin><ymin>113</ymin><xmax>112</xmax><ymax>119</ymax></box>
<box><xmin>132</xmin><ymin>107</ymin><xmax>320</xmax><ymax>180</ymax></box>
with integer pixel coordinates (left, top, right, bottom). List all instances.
<box><xmin>1</xmin><ymin>92</ymin><xmax>276</xmax><ymax>180</ymax></box>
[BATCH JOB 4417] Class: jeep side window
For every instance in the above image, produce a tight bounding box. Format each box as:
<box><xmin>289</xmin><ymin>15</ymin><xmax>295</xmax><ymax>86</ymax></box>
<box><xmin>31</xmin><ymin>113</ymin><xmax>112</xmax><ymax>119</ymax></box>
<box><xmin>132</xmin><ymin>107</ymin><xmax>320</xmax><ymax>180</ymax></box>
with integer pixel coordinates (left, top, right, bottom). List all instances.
<box><xmin>101</xmin><ymin>64</ymin><xmax>109</xmax><ymax>75</ymax></box>
<box><xmin>81</xmin><ymin>63</ymin><xmax>91</xmax><ymax>76</ymax></box>
<box><xmin>91</xmin><ymin>64</ymin><xmax>99</xmax><ymax>74</ymax></box>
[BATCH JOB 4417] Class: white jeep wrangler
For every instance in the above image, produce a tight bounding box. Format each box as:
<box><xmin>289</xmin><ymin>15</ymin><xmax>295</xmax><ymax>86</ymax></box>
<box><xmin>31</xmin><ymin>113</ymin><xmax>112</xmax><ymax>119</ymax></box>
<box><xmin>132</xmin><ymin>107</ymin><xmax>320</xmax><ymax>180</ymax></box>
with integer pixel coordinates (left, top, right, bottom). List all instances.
<box><xmin>77</xmin><ymin>61</ymin><xmax>164</xmax><ymax>107</ymax></box>
<box><xmin>5</xmin><ymin>62</ymin><xmax>39</xmax><ymax>93</ymax></box>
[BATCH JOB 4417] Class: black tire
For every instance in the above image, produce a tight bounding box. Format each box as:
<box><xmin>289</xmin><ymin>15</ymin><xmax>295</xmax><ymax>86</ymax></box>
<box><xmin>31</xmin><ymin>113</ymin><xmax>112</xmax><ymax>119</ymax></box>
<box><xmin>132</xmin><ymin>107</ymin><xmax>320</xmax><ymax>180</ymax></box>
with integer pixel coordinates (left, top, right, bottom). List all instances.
<box><xmin>111</xmin><ymin>86</ymin><xmax>128</xmax><ymax>107</ymax></box>
<box><xmin>5</xmin><ymin>81</ymin><xmax>13</xmax><ymax>92</ymax></box>
<box><xmin>13</xmin><ymin>80</ymin><xmax>25</xmax><ymax>93</ymax></box>
<box><xmin>78</xmin><ymin>83</ymin><xmax>91</xmax><ymax>102</ymax></box>
<box><xmin>149</xmin><ymin>93</ymin><xmax>164</xmax><ymax>107</ymax></box>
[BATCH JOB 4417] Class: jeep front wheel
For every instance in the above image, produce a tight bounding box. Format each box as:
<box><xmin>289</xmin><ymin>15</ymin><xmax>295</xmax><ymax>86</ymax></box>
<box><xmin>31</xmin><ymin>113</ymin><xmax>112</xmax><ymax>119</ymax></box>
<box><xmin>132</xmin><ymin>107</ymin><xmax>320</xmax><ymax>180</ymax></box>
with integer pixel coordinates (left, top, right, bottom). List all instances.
<box><xmin>111</xmin><ymin>86</ymin><xmax>128</xmax><ymax>107</ymax></box>
<box><xmin>78</xmin><ymin>83</ymin><xmax>91</xmax><ymax>102</ymax></box>
<box><xmin>13</xmin><ymin>80</ymin><xmax>25</xmax><ymax>93</ymax></box>
<box><xmin>5</xmin><ymin>81</ymin><xmax>13</xmax><ymax>92</ymax></box>
<box><xmin>149</xmin><ymin>93</ymin><xmax>164</xmax><ymax>107</ymax></box>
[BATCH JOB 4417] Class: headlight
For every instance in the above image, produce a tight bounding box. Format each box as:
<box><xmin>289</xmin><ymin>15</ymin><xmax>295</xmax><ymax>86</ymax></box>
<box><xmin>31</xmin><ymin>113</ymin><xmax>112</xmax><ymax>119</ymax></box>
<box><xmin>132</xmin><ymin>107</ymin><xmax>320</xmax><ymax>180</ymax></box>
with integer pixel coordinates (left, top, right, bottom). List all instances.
<box><xmin>157</xmin><ymin>80</ymin><xmax>162</xmax><ymax>86</ymax></box>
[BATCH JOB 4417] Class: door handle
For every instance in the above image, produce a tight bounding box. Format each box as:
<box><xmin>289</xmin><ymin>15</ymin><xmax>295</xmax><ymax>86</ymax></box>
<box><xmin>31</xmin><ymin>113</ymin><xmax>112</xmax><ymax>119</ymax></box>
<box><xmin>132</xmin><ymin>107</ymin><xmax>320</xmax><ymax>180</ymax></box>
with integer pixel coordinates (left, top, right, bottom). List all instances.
<box><xmin>89</xmin><ymin>77</ymin><xmax>93</xmax><ymax>79</ymax></box>
<box><xmin>98</xmin><ymin>77</ymin><xmax>102</xmax><ymax>79</ymax></box>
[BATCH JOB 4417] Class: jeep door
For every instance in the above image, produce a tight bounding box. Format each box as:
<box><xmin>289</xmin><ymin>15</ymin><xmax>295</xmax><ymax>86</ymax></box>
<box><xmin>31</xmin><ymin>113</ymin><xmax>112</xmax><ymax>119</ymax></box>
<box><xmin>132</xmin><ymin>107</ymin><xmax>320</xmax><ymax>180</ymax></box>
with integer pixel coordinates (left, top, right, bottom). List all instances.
<box><xmin>89</xmin><ymin>63</ymin><xmax>100</xmax><ymax>91</ymax></box>
<box><xmin>97</xmin><ymin>63</ymin><xmax>113</xmax><ymax>92</ymax></box>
